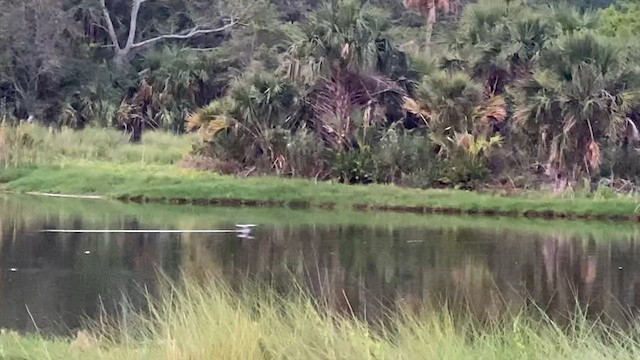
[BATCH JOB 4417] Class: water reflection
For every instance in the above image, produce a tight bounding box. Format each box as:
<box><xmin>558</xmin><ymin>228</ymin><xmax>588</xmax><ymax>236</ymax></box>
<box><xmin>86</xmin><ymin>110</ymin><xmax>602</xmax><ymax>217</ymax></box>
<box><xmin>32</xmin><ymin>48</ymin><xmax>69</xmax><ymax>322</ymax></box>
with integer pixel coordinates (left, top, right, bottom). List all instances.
<box><xmin>0</xmin><ymin>197</ymin><xmax>639</xmax><ymax>334</ymax></box>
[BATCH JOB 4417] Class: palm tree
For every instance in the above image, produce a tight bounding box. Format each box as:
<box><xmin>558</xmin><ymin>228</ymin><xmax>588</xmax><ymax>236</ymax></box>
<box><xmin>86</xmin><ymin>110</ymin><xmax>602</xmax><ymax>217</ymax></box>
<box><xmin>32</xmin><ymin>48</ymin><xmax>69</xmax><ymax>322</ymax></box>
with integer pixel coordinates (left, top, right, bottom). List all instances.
<box><xmin>515</xmin><ymin>32</ymin><xmax>640</xmax><ymax>190</ymax></box>
<box><xmin>405</xmin><ymin>70</ymin><xmax>483</xmax><ymax>132</ymax></box>
<box><xmin>404</xmin><ymin>69</ymin><xmax>507</xmax><ymax>135</ymax></box>
<box><xmin>285</xmin><ymin>0</ymin><xmax>406</xmax><ymax>151</ymax></box>
<box><xmin>404</xmin><ymin>69</ymin><xmax>506</xmax><ymax>170</ymax></box>
<box><xmin>187</xmin><ymin>72</ymin><xmax>300</xmax><ymax>171</ymax></box>
<box><xmin>443</xmin><ymin>0</ymin><xmax>552</xmax><ymax>94</ymax></box>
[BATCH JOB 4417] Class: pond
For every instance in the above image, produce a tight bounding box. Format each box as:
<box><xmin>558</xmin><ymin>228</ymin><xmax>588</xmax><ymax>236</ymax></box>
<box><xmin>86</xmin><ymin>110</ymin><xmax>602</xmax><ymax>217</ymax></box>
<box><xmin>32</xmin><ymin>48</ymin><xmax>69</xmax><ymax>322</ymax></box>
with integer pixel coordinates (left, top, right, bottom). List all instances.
<box><xmin>1</xmin><ymin>195</ymin><xmax>640</xmax><ymax>334</ymax></box>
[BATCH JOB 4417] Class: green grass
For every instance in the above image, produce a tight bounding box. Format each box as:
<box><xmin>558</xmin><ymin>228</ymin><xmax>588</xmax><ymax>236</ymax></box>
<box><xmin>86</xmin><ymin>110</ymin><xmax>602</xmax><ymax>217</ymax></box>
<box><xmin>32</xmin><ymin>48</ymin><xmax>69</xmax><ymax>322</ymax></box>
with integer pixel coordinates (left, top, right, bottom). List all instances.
<box><xmin>2</xmin><ymin>162</ymin><xmax>640</xmax><ymax>219</ymax></box>
<box><xmin>0</xmin><ymin>123</ymin><xmax>194</xmax><ymax>166</ymax></box>
<box><xmin>1</xmin><ymin>277</ymin><xmax>639</xmax><ymax>360</ymax></box>
<box><xmin>2</xmin><ymin>124</ymin><xmax>640</xmax><ymax>220</ymax></box>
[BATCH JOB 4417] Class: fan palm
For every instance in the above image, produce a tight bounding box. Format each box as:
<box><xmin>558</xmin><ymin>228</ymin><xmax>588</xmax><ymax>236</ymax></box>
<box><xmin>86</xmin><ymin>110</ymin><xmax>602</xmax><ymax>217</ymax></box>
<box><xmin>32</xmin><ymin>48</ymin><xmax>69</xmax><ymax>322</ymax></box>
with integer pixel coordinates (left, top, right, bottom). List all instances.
<box><xmin>405</xmin><ymin>70</ymin><xmax>506</xmax><ymax>136</ymax></box>
<box><xmin>515</xmin><ymin>32</ymin><xmax>640</xmax><ymax>187</ymax></box>
<box><xmin>187</xmin><ymin>72</ymin><xmax>300</xmax><ymax>170</ymax></box>
<box><xmin>444</xmin><ymin>0</ymin><xmax>552</xmax><ymax>94</ymax></box>
<box><xmin>407</xmin><ymin>71</ymin><xmax>483</xmax><ymax>132</ymax></box>
<box><xmin>285</xmin><ymin>0</ymin><xmax>405</xmax><ymax>150</ymax></box>
<box><xmin>286</xmin><ymin>0</ymin><xmax>385</xmax><ymax>82</ymax></box>
<box><xmin>546</xmin><ymin>2</ymin><xmax>599</xmax><ymax>34</ymax></box>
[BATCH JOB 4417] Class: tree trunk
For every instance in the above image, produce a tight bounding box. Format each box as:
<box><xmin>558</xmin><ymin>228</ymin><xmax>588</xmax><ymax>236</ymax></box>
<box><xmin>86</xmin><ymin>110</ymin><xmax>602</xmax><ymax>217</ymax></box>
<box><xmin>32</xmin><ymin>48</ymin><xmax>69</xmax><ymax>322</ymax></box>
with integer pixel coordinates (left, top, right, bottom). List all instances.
<box><xmin>113</xmin><ymin>48</ymin><xmax>133</xmax><ymax>68</ymax></box>
<box><xmin>424</xmin><ymin>7</ymin><xmax>436</xmax><ymax>55</ymax></box>
<box><xmin>130</xmin><ymin>120</ymin><xmax>143</xmax><ymax>143</ymax></box>
<box><xmin>425</xmin><ymin>24</ymin><xmax>433</xmax><ymax>55</ymax></box>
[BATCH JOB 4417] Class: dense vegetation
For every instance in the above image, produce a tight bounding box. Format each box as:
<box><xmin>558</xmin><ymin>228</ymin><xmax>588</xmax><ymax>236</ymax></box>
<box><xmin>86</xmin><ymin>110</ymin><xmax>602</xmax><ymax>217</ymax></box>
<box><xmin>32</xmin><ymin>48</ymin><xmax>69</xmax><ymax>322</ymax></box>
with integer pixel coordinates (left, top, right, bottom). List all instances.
<box><xmin>2</xmin><ymin>0</ymin><xmax>640</xmax><ymax>191</ymax></box>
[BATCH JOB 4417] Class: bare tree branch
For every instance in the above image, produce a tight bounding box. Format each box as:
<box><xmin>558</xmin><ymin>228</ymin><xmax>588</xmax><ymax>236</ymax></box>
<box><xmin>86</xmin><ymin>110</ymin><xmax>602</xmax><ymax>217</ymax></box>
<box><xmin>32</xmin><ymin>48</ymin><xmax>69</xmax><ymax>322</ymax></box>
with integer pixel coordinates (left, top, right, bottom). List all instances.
<box><xmin>99</xmin><ymin>0</ymin><xmax>237</xmax><ymax>63</ymax></box>
<box><xmin>100</xmin><ymin>0</ymin><xmax>120</xmax><ymax>49</ymax></box>
<box><xmin>125</xmin><ymin>0</ymin><xmax>145</xmax><ymax>50</ymax></box>
<box><xmin>131</xmin><ymin>20</ymin><xmax>237</xmax><ymax>51</ymax></box>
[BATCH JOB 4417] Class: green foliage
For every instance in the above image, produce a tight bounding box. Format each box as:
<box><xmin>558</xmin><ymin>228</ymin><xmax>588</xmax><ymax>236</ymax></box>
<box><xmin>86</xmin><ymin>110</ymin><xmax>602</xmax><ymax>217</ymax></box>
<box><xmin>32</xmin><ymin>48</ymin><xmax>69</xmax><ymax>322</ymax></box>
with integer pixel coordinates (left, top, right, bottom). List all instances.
<box><xmin>284</xmin><ymin>129</ymin><xmax>330</xmax><ymax>178</ymax></box>
<box><xmin>372</xmin><ymin>126</ymin><xmax>440</xmax><ymax>185</ymax></box>
<box><xmin>412</xmin><ymin>70</ymin><xmax>484</xmax><ymax>132</ymax></box>
<box><xmin>515</xmin><ymin>31</ymin><xmax>640</xmax><ymax>180</ymax></box>
<box><xmin>3</xmin><ymin>0</ymin><xmax>640</xmax><ymax>191</ymax></box>
<box><xmin>599</xmin><ymin>0</ymin><xmax>640</xmax><ymax>37</ymax></box>
<box><xmin>331</xmin><ymin>148</ymin><xmax>376</xmax><ymax>184</ymax></box>
<box><xmin>439</xmin><ymin>156</ymin><xmax>492</xmax><ymax>188</ymax></box>
<box><xmin>187</xmin><ymin>72</ymin><xmax>301</xmax><ymax>173</ymax></box>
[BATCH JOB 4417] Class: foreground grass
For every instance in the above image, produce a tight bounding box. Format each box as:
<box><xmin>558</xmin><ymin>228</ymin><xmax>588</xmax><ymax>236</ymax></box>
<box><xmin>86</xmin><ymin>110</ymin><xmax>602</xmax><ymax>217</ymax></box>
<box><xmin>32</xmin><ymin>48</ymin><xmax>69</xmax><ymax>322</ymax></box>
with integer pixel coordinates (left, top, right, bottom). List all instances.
<box><xmin>1</xmin><ymin>278</ymin><xmax>639</xmax><ymax>360</ymax></box>
<box><xmin>2</xmin><ymin>162</ymin><xmax>640</xmax><ymax>219</ymax></box>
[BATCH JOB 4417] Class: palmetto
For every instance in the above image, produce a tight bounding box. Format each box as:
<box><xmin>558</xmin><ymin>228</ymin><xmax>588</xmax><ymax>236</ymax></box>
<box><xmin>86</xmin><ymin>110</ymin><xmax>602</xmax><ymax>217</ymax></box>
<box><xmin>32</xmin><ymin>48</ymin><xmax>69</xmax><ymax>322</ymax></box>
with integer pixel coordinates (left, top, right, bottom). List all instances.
<box><xmin>515</xmin><ymin>31</ymin><xmax>640</xmax><ymax>184</ymax></box>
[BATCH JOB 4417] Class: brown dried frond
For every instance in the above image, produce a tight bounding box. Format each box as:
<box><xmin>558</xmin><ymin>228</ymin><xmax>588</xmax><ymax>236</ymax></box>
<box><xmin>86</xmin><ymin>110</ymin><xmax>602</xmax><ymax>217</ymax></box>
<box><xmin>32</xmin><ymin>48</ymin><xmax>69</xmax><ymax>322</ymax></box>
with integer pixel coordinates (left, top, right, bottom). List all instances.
<box><xmin>562</xmin><ymin>116</ymin><xmax>576</xmax><ymax>134</ymax></box>
<box><xmin>482</xmin><ymin>95</ymin><xmax>507</xmax><ymax>123</ymax></box>
<box><xmin>116</xmin><ymin>101</ymin><xmax>135</xmax><ymax>125</ymax></box>
<box><xmin>204</xmin><ymin>118</ymin><xmax>231</xmax><ymax>138</ymax></box>
<box><xmin>133</xmin><ymin>79</ymin><xmax>153</xmax><ymax>106</ymax></box>
<box><xmin>186</xmin><ymin>112</ymin><xmax>204</xmax><ymax>132</ymax></box>
<box><xmin>624</xmin><ymin>118</ymin><xmax>640</xmax><ymax>142</ymax></box>
<box><xmin>585</xmin><ymin>140</ymin><xmax>601</xmax><ymax>170</ymax></box>
<box><xmin>548</xmin><ymin>136</ymin><xmax>563</xmax><ymax>169</ymax></box>
<box><xmin>475</xmin><ymin>95</ymin><xmax>507</xmax><ymax>130</ymax></box>
<box><xmin>186</xmin><ymin>110</ymin><xmax>231</xmax><ymax>140</ymax></box>
<box><xmin>402</xmin><ymin>97</ymin><xmax>430</xmax><ymax>124</ymax></box>
<box><xmin>341</xmin><ymin>43</ymin><xmax>351</xmax><ymax>61</ymax></box>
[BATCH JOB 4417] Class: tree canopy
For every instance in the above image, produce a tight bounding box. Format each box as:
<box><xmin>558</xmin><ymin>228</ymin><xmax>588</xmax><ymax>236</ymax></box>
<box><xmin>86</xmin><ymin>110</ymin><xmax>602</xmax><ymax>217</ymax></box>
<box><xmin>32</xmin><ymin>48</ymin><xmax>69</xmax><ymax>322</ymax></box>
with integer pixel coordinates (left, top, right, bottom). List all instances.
<box><xmin>2</xmin><ymin>0</ymin><xmax>640</xmax><ymax>189</ymax></box>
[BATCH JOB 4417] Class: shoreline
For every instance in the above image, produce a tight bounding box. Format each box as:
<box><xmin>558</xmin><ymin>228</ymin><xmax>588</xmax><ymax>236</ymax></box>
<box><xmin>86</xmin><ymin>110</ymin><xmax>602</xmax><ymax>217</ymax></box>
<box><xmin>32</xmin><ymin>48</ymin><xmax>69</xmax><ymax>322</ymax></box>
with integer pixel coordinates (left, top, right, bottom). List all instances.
<box><xmin>2</xmin><ymin>163</ymin><xmax>640</xmax><ymax>222</ymax></box>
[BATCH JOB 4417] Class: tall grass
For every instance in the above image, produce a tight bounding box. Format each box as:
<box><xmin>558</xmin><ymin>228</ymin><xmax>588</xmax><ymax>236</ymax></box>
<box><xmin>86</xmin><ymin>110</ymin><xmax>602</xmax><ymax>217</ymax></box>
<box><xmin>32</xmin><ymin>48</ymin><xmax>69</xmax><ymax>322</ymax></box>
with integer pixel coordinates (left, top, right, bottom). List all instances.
<box><xmin>2</xmin><ymin>277</ymin><xmax>640</xmax><ymax>360</ymax></box>
<box><xmin>0</xmin><ymin>123</ymin><xmax>194</xmax><ymax>167</ymax></box>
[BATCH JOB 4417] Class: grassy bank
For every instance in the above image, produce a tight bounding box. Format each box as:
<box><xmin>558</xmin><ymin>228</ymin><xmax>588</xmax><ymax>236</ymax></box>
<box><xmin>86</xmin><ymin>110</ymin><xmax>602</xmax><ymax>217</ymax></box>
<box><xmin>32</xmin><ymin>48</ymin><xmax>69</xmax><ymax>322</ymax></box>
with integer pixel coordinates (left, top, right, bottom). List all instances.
<box><xmin>2</xmin><ymin>124</ymin><xmax>640</xmax><ymax>220</ymax></box>
<box><xmin>2</xmin><ymin>163</ymin><xmax>640</xmax><ymax>220</ymax></box>
<box><xmin>1</xmin><ymin>277</ymin><xmax>639</xmax><ymax>360</ymax></box>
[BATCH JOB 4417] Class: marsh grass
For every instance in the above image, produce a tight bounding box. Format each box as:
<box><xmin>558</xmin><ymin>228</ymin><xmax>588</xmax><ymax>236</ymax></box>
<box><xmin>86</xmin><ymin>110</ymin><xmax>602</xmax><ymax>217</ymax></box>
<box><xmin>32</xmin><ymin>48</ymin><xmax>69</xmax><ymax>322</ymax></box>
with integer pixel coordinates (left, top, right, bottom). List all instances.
<box><xmin>0</xmin><ymin>123</ymin><xmax>193</xmax><ymax>167</ymax></box>
<box><xmin>2</xmin><ymin>276</ymin><xmax>640</xmax><ymax>360</ymax></box>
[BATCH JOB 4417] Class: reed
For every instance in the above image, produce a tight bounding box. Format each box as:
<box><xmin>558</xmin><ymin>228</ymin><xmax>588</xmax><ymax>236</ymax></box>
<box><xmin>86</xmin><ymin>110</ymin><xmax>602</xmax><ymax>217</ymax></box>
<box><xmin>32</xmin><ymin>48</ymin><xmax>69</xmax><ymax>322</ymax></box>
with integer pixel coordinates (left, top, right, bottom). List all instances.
<box><xmin>1</xmin><ymin>276</ymin><xmax>640</xmax><ymax>360</ymax></box>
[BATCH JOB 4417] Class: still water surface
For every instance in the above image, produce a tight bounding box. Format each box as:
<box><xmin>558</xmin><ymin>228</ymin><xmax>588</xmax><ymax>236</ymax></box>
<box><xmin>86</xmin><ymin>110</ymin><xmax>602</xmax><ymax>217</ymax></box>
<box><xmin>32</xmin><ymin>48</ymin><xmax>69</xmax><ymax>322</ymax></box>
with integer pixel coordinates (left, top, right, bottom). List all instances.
<box><xmin>1</xmin><ymin>195</ymin><xmax>640</xmax><ymax>334</ymax></box>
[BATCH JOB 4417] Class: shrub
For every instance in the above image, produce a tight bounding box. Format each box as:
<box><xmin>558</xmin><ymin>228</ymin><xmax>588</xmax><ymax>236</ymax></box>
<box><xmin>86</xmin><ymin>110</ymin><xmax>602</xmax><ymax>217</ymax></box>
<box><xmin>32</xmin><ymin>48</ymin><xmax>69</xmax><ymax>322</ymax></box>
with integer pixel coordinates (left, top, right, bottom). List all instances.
<box><xmin>602</xmin><ymin>145</ymin><xmax>640</xmax><ymax>183</ymax></box>
<box><xmin>331</xmin><ymin>148</ymin><xmax>376</xmax><ymax>184</ymax></box>
<box><xmin>285</xmin><ymin>129</ymin><xmax>330</xmax><ymax>178</ymax></box>
<box><xmin>372</xmin><ymin>127</ymin><xmax>439</xmax><ymax>185</ymax></box>
<box><xmin>438</xmin><ymin>157</ymin><xmax>491</xmax><ymax>189</ymax></box>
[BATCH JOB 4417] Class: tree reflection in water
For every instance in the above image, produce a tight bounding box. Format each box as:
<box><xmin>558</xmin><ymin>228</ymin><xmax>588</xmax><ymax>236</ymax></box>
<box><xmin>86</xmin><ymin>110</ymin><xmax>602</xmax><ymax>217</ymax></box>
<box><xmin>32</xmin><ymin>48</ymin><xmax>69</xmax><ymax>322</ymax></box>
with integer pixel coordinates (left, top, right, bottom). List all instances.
<box><xmin>0</xmin><ymin>199</ymin><xmax>639</xmax><ymax>334</ymax></box>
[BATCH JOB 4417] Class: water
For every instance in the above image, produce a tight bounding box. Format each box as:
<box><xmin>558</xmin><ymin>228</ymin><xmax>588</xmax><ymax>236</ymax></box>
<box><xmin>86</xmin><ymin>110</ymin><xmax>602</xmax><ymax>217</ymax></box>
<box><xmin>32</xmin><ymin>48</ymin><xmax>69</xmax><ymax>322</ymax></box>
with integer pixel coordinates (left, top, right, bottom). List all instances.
<box><xmin>1</xmin><ymin>195</ymin><xmax>640</xmax><ymax>334</ymax></box>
